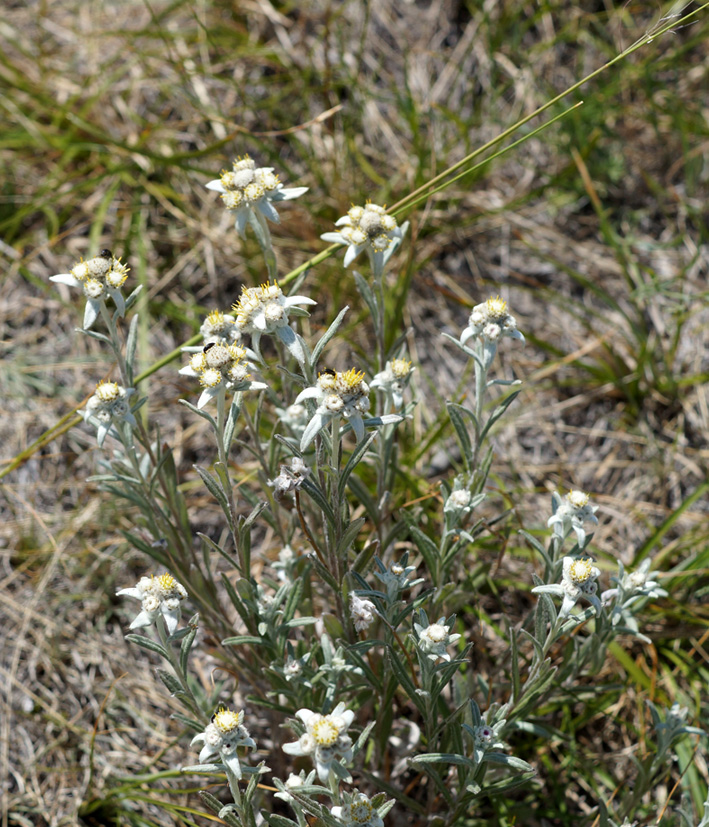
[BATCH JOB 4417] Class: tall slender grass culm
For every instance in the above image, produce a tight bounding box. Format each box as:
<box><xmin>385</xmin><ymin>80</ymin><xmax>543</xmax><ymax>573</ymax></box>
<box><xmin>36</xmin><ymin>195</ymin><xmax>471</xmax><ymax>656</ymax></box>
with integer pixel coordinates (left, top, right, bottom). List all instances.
<box><xmin>2</xmin><ymin>2</ymin><xmax>708</xmax><ymax>826</ymax></box>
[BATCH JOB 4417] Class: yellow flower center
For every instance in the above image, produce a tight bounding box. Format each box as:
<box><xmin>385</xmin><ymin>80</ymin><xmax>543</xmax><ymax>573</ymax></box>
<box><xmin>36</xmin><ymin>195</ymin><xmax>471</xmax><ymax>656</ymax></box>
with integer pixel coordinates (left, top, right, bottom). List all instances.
<box><xmin>485</xmin><ymin>296</ymin><xmax>508</xmax><ymax>319</ymax></box>
<box><xmin>337</xmin><ymin>368</ymin><xmax>366</xmax><ymax>393</ymax></box>
<box><xmin>569</xmin><ymin>558</ymin><xmax>594</xmax><ymax>584</ymax></box>
<box><xmin>311</xmin><ymin>716</ymin><xmax>339</xmax><ymax>746</ymax></box>
<box><xmin>390</xmin><ymin>358</ymin><xmax>412</xmax><ymax>379</ymax></box>
<box><xmin>95</xmin><ymin>381</ymin><xmax>121</xmax><ymax>402</ymax></box>
<box><xmin>213</xmin><ymin>708</ymin><xmax>241</xmax><ymax>733</ymax></box>
<box><xmin>156</xmin><ymin>573</ymin><xmax>178</xmax><ymax>591</ymax></box>
<box><xmin>351</xmin><ymin>799</ymin><xmax>374</xmax><ymax>823</ymax></box>
<box><xmin>567</xmin><ymin>490</ymin><xmax>590</xmax><ymax>508</ymax></box>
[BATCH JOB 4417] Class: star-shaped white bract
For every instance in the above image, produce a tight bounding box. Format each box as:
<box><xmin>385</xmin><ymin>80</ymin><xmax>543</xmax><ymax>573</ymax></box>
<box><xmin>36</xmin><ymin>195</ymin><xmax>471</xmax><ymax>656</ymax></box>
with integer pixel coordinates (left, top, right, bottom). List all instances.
<box><xmin>414</xmin><ymin>617</ymin><xmax>462</xmax><ymax>662</ymax></box>
<box><xmin>51</xmin><ymin>250</ymin><xmax>130</xmax><ymax>329</ymax></box>
<box><xmin>533</xmin><ymin>555</ymin><xmax>602</xmax><ymax>618</ymax></box>
<box><xmin>179</xmin><ymin>341</ymin><xmax>267</xmax><ymax>409</ymax></box>
<box><xmin>295</xmin><ymin>368</ymin><xmax>402</xmax><ymax>450</ymax></box>
<box><xmin>282</xmin><ymin>702</ymin><xmax>355</xmax><ymax>783</ymax></box>
<box><xmin>206</xmin><ymin>155</ymin><xmax>308</xmax><ymax>238</ymax></box>
<box><xmin>116</xmin><ymin>572</ymin><xmax>188</xmax><ymax>634</ymax></box>
<box><xmin>190</xmin><ymin>707</ymin><xmax>257</xmax><ymax>780</ymax></box>
<box><xmin>231</xmin><ymin>281</ymin><xmax>316</xmax><ymax>364</ymax></box>
<box><xmin>81</xmin><ymin>380</ymin><xmax>136</xmax><ymax>446</ymax></box>
<box><xmin>548</xmin><ymin>490</ymin><xmax>599</xmax><ymax>547</ymax></box>
<box><xmin>321</xmin><ymin>203</ymin><xmax>404</xmax><ymax>271</ymax></box>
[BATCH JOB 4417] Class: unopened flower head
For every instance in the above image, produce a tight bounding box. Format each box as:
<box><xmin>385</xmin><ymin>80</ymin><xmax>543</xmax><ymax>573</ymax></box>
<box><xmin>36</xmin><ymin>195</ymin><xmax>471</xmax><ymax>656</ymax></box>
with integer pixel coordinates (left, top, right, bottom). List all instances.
<box><xmin>548</xmin><ymin>489</ymin><xmax>599</xmax><ymax>547</ymax></box>
<box><xmin>190</xmin><ymin>706</ymin><xmax>256</xmax><ymax>779</ymax></box>
<box><xmin>321</xmin><ymin>202</ymin><xmax>404</xmax><ymax>271</ymax></box>
<box><xmin>621</xmin><ymin>558</ymin><xmax>667</xmax><ymax>599</ymax></box>
<box><xmin>282</xmin><ymin>702</ymin><xmax>355</xmax><ymax>782</ymax></box>
<box><xmin>116</xmin><ymin>572</ymin><xmax>188</xmax><ymax>634</ymax></box>
<box><xmin>370</xmin><ymin>358</ymin><xmax>415</xmax><ymax>408</ymax></box>
<box><xmin>414</xmin><ymin>617</ymin><xmax>462</xmax><ymax>662</ymax></box>
<box><xmin>374</xmin><ymin>556</ymin><xmax>419</xmax><ymax>598</ymax></box>
<box><xmin>82</xmin><ymin>380</ymin><xmax>136</xmax><ymax>446</ymax></box>
<box><xmin>331</xmin><ymin>790</ymin><xmax>386</xmax><ymax>827</ymax></box>
<box><xmin>231</xmin><ymin>281</ymin><xmax>315</xmax><ymax>363</ymax></box>
<box><xmin>206</xmin><ymin>155</ymin><xmax>308</xmax><ymax>237</ymax></box>
<box><xmin>51</xmin><ymin>249</ymin><xmax>130</xmax><ymax>329</ymax></box>
<box><xmin>444</xmin><ymin>482</ymin><xmax>473</xmax><ymax>519</ymax></box>
<box><xmin>274</xmin><ymin>769</ymin><xmax>317</xmax><ymax>805</ymax></box>
<box><xmin>350</xmin><ymin>593</ymin><xmax>377</xmax><ymax>633</ymax></box>
<box><xmin>180</xmin><ymin>341</ymin><xmax>266</xmax><ymax>409</ymax></box>
<box><xmin>460</xmin><ymin>296</ymin><xmax>524</xmax><ymax>352</ymax></box>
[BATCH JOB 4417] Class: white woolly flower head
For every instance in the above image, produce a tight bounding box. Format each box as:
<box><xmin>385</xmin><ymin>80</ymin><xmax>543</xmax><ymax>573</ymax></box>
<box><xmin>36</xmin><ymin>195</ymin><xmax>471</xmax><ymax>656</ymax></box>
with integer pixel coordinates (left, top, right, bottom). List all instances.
<box><xmin>206</xmin><ymin>154</ymin><xmax>308</xmax><ymax>237</ymax></box>
<box><xmin>282</xmin><ymin>702</ymin><xmax>355</xmax><ymax>783</ymax></box>
<box><xmin>321</xmin><ymin>202</ymin><xmax>405</xmax><ymax>271</ymax></box>
<box><xmin>179</xmin><ymin>341</ymin><xmax>267</xmax><ymax>409</ymax></box>
<box><xmin>231</xmin><ymin>280</ymin><xmax>316</xmax><ymax>364</ymax></box>
<box><xmin>116</xmin><ymin>572</ymin><xmax>188</xmax><ymax>634</ymax></box>
<box><xmin>414</xmin><ymin>616</ymin><xmax>462</xmax><ymax>662</ymax></box>
<box><xmin>349</xmin><ymin>593</ymin><xmax>377</xmax><ymax>633</ymax></box>
<box><xmin>296</xmin><ymin>367</ymin><xmax>402</xmax><ymax>450</ymax></box>
<box><xmin>51</xmin><ymin>249</ymin><xmax>131</xmax><ymax>329</ymax></box>
<box><xmin>460</xmin><ymin>296</ymin><xmax>524</xmax><ymax>350</ymax></box>
<box><xmin>199</xmin><ymin>309</ymin><xmax>241</xmax><ymax>346</ymax></box>
<box><xmin>373</xmin><ymin>555</ymin><xmax>420</xmax><ymax>599</ymax></box>
<box><xmin>533</xmin><ymin>555</ymin><xmax>603</xmax><ymax>619</ymax></box>
<box><xmin>190</xmin><ymin>706</ymin><xmax>257</xmax><ymax>779</ymax></box>
<box><xmin>331</xmin><ymin>790</ymin><xmax>387</xmax><ymax>827</ymax></box>
<box><xmin>274</xmin><ymin>769</ymin><xmax>317</xmax><ymax>805</ymax></box>
<box><xmin>548</xmin><ymin>489</ymin><xmax>599</xmax><ymax>547</ymax></box>
<box><xmin>370</xmin><ymin>357</ymin><xmax>415</xmax><ymax>408</ymax></box>
<box><xmin>81</xmin><ymin>380</ymin><xmax>136</xmax><ymax>446</ymax></box>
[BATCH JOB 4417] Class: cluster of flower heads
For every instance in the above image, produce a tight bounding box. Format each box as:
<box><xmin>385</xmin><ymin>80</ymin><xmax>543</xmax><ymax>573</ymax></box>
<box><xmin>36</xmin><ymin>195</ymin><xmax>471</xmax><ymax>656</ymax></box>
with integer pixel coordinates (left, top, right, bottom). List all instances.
<box><xmin>206</xmin><ymin>155</ymin><xmax>308</xmax><ymax>237</ymax></box>
<box><xmin>414</xmin><ymin>616</ymin><xmax>462</xmax><ymax>662</ymax></box>
<box><xmin>81</xmin><ymin>380</ymin><xmax>136</xmax><ymax>446</ymax></box>
<box><xmin>231</xmin><ymin>280</ymin><xmax>315</xmax><ymax>363</ymax></box>
<box><xmin>283</xmin><ymin>703</ymin><xmax>355</xmax><ymax>782</ymax></box>
<box><xmin>548</xmin><ymin>489</ymin><xmax>599</xmax><ymax>547</ymax></box>
<box><xmin>321</xmin><ymin>203</ymin><xmax>403</xmax><ymax>272</ymax></box>
<box><xmin>191</xmin><ymin>707</ymin><xmax>256</xmax><ymax>780</ymax></box>
<box><xmin>349</xmin><ymin>593</ymin><xmax>377</xmax><ymax>633</ymax></box>
<box><xmin>198</xmin><ymin>309</ymin><xmax>241</xmax><ymax>346</ymax></box>
<box><xmin>295</xmin><ymin>367</ymin><xmax>403</xmax><ymax>450</ymax></box>
<box><xmin>116</xmin><ymin>572</ymin><xmax>188</xmax><ymax>634</ymax></box>
<box><xmin>332</xmin><ymin>790</ymin><xmax>386</xmax><ymax>827</ymax></box>
<box><xmin>51</xmin><ymin>249</ymin><xmax>130</xmax><ymax>329</ymax></box>
<box><xmin>370</xmin><ymin>358</ymin><xmax>415</xmax><ymax>409</ymax></box>
<box><xmin>180</xmin><ymin>341</ymin><xmax>266</xmax><ymax>409</ymax></box>
<box><xmin>296</xmin><ymin>368</ymin><xmax>371</xmax><ymax>447</ymax></box>
<box><xmin>459</xmin><ymin>296</ymin><xmax>524</xmax><ymax>367</ymax></box>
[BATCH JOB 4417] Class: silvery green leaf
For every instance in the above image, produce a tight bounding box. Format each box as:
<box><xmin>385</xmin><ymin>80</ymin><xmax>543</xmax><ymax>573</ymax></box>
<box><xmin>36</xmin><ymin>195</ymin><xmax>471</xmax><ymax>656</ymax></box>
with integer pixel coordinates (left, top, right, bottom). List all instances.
<box><xmin>179</xmin><ymin>398</ymin><xmax>217</xmax><ymax>427</ymax></box>
<box><xmin>181</xmin><ymin>762</ymin><xmax>224</xmax><ymax>773</ymax></box>
<box><xmin>412</xmin><ymin>753</ymin><xmax>477</xmax><ymax>770</ymax></box>
<box><xmin>124</xmin><ymin>635</ymin><xmax>168</xmax><ymax>658</ymax></box>
<box><xmin>157</xmin><ymin>669</ymin><xmax>183</xmax><ymax>696</ymax></box>
<box><xmin>482</xmin><ymin>752</ymin><xmax>533</xmax><ymax>772</ymax></box>
<box><xmin>311</xmin><ymin>305</ymin><xmax>349</xmax><ymax>367</ymax></box>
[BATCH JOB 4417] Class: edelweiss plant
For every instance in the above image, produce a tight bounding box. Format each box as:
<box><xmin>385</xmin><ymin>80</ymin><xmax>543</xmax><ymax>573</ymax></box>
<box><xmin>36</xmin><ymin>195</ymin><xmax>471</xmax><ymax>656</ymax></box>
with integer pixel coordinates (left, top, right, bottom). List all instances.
<box><xmin>48</xmin><ymin>119</ymin><xmax>700</xmax><ymax>827</ymax></box>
